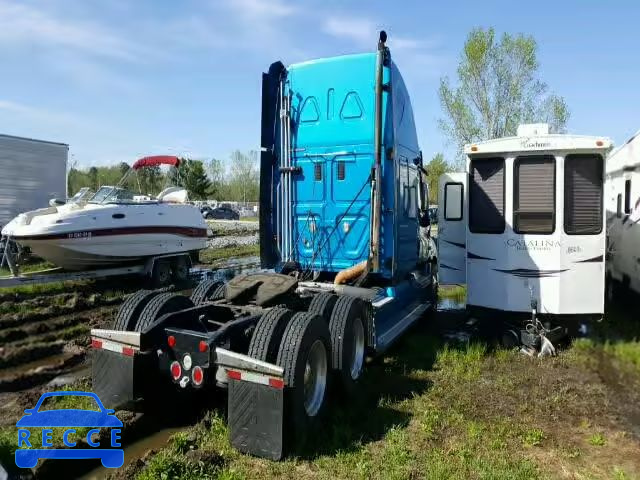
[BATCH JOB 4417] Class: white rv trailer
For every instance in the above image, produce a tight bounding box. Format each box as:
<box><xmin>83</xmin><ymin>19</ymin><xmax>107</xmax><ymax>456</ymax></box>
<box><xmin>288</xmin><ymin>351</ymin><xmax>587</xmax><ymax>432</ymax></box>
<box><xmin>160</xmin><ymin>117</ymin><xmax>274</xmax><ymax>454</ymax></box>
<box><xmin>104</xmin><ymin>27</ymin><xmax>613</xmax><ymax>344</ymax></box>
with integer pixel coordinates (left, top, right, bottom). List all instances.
<box><xmin>438</xmin><ymin>124</ymin><xmax>611</xmax><ymax>332</ymax></box>
<box><xmin>0</xmin><ymin>134</ymin><xmax>68</xmax><ymax>227</ymax></box>
<box><xmin>604</xmin><ymin>129</ymin><xmax>640</xmax><ymax>298</ymax></box>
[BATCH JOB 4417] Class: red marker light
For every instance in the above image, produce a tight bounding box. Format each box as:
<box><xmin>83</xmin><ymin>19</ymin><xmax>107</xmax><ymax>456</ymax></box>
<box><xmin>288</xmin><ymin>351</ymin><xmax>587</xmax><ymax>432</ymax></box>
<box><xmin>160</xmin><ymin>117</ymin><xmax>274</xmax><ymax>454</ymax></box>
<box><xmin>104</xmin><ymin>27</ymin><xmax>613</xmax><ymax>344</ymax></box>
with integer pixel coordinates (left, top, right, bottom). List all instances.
<box><xmin>170</xmin><ymin>361</ymin><xmax>182</xmax><ymax>380</ymax></box>
<box><xmin>227</xmin><ymin>370</ymin><xmax>241</xmax><ymax>381</ymax></box>
<box><xmin>192</xmin><ymin>366</ymin><xmax>204</xmax><ymax>385</ymax></box>
<box><xmin>198</xmin><ymin>340</ymin><xmax>208</xmax><ymax>353</ymax></box>
<box><xmin>91</xmin><ymin>339</ymin><xmax>102</xmax><ymax>349</ymax></box>
<box><xmin>167</xmin><ymin>335</ymin><xmax>176</xmax><ymax>347</ymax></box>
<box><xmin>122</xmin><ymin>347</ymin><xmax>135</xmax><ymax>357</ymax></box>
<box><xmin>596</xmin><ymin>140</ymin><xmax>604</xmax><ymax>146</ymax></box>
<box><xmin>269</xmin><ymin>378</ymin><xmax>284</xmax><ymax>389</ymax></box>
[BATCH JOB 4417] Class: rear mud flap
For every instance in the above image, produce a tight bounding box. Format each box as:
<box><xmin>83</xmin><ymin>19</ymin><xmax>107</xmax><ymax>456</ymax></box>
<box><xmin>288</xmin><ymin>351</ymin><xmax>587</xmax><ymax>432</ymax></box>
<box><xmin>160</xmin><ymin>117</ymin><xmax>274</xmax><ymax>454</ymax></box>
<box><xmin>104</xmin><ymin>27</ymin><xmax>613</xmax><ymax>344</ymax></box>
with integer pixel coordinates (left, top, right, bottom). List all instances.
<box><xmin>92</xmin><ymin>349</ymin><xmax>152</xmax><ymax>409</ymax></box>
<box><xmin>228</xmin><ymin>378</ymin><xmax>284</xmax><ymax>460</ymax></box>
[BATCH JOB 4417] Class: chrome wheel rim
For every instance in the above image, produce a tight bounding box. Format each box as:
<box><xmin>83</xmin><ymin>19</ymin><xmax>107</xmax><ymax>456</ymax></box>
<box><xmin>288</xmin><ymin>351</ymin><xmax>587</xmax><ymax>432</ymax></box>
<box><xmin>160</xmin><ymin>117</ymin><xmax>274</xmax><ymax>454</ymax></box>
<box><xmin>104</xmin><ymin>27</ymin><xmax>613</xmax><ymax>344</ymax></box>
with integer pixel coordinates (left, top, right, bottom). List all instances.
<box><xmin>303</xmin><ymin>340</ymin><xmax>327</xmax><ymax>416</ymax></box>
<box><xmin>350</xmin><ymin>317</ymin><xmax>365</xmax><ymax>379</ymax></box>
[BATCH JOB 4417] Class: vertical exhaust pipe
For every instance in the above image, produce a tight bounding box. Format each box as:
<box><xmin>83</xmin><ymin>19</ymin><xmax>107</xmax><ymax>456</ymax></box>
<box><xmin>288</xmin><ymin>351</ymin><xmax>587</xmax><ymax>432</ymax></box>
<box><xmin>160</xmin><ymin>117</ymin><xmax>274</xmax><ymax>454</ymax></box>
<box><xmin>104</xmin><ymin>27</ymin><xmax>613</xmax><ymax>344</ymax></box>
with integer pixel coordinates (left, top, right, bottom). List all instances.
<box><xmin>370</xmin><ymin>30</ymin><xmax>387</xmax><ymax>272</ymax></box>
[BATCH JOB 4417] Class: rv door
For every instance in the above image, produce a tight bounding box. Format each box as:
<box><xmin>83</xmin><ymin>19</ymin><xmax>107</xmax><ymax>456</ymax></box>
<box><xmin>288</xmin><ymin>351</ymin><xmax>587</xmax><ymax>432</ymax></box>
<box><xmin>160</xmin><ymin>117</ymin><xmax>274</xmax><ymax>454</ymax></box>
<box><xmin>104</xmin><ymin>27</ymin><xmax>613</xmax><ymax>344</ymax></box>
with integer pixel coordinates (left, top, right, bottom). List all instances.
<box><xmin>438</xmin><ymin>173</ymin><xmax>467</xmax><ymax>285</ymax></box>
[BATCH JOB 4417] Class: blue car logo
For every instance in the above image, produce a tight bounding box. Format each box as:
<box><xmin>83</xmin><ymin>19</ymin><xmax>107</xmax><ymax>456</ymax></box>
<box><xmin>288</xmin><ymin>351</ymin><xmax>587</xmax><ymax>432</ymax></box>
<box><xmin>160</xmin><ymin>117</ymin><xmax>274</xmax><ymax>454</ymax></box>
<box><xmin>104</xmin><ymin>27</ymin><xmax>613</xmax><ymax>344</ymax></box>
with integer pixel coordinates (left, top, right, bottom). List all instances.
<box><xmin>15</xmin><ymin>391</ymin><xmax>123</xmax><ymax>469</ymax></box>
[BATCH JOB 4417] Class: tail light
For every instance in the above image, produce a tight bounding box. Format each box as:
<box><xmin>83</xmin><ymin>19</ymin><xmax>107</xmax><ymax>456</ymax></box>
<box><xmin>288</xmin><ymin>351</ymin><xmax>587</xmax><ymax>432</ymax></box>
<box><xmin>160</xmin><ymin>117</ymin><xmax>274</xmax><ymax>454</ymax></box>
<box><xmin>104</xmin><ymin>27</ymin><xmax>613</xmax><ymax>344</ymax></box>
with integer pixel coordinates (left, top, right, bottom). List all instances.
<box><xmin>198</xmin><ymin>340</ymin><xmax>208</xmax><ymax>352</ymax></box>
<box><xmin>192</xmin><ymin>366</ymin><xmax>204</xmax><ymax>386</ymax></box>
<box><xmin>170</xmin><ymin>361</ymin><xmax>182</xmax><ymax>380</ymax></box>
<box><xmin>167</xmin><ymin>335</ymin><xmax>176</xmax><ymax>347</ymax></box>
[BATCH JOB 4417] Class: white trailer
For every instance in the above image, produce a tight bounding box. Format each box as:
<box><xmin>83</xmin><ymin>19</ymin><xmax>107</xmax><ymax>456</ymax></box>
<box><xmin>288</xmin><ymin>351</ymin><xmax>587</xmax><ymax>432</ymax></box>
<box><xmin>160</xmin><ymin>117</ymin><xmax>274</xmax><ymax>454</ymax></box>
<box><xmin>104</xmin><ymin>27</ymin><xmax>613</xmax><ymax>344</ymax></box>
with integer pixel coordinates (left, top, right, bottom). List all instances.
<box><xmin>605</xmin><ymin>129</ymin><xmax>640</xmax><ymax>299</ymax></box>
<box><xmin>0</xmin><ymin>134</ymin><xmax>68</xmax><ymax>227</ymax></box>
<box><xmin>438</xmin><ymin>124</ymin><xmax>611</xmax><ymax>345</ymax></box>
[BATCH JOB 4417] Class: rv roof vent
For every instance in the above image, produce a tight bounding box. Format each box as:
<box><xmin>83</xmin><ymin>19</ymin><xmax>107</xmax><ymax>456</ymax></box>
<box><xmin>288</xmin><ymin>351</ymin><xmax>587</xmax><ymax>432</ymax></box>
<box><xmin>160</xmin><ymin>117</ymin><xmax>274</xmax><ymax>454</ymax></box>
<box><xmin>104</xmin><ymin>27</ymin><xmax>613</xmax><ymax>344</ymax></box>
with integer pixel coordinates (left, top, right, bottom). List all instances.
<box><xmin>517</xmin><ymin>123</ymin><xmax>549</xmax><ymax>137</ymax></box>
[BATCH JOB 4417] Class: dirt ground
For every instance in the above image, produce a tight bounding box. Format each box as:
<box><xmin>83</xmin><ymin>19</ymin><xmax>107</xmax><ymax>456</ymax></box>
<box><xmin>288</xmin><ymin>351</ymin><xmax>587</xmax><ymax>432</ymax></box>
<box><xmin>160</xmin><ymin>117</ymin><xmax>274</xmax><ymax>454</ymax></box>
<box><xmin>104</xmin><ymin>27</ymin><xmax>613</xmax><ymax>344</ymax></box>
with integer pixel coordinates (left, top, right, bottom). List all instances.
<box><xmin>0</xmin><ymin>280</ymin><xmax>638</xmax><ymax>479</ymax></box>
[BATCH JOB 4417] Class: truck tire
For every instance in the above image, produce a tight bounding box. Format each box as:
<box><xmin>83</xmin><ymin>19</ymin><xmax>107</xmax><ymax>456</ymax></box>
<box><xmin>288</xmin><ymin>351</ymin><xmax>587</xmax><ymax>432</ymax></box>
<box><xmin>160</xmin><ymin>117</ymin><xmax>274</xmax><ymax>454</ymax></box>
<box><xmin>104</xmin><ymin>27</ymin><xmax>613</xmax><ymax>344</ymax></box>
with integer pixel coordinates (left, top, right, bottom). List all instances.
<box><xmin>328</xmin><ymin>296</ymin><xmax>367</xmax><ymax>394</ymax></box>
<box><xmin>171</xmin><ymin>256</ymin><xmax>190</xmax><ymax>283</ymax></box>
<box><xmin>247</xmin><ymin>307</ymin><xmax>294</xmax><ymax>363</ymax></box>
<box><xmin>210</xmin><ymin>283</ymin><xmax>226</xmax><ymax>301</ymax></box>
<box><xmin>307</xmin><ymin>293</ymin><xmax>338</xmax><ymax>322</ymax></box>
<box><xmin>113</xmin><ymin>290</ymin><xmax>161</xmax><ymax>331</ymax></box>
<box><xmin>277</xmin><ymin>312</ymin><xmax>331</xmax><ymax>444</ymax></box>
<box><xmin>134</xmin><ymin>293</ymin><xmax>194</xmax><ymax>332</ymax></box>
<box><xmin>190</xmin><ymin>279</ymin><xmax>223</xmax><ymax>305</ymax></box>
<box><xmin>151</xmin><ymin>260</ymin><xmax>172</xmax><ymax>288</ymax></box>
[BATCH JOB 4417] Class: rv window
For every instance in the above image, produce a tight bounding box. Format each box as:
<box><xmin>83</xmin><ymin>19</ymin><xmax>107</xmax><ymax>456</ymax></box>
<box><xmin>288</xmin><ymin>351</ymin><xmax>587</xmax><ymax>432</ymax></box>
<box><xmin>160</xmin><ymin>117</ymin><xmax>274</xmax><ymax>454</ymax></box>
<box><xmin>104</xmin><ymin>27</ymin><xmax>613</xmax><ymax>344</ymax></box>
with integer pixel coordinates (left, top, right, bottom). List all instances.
<box><xmin>564</xmin><ymin>154</ymin><xmax>604</xmax><ymax>235</ymax></box>
<box><xmin>617</xmin><ymin>194</ymin><xmax>622</xmax><ymax>218</ymax></box>
<box><xmin>469</xmin><ymin>158</ymin><xmax>505</xmax><ymax>233</ymax></box>
<box><xmin>625</xmin><ymin>179</ymin><xmax>632</xmax><ymax>214</ymax></box>
<box><xmin>514</xmin><ymin>156</ymin><xmax>555</xmax><ymax>234</ymax></box>
<box><xmin>444</xmin><ymin>182</ymin><xmax>463</xmax><ymax>221</ymax></box>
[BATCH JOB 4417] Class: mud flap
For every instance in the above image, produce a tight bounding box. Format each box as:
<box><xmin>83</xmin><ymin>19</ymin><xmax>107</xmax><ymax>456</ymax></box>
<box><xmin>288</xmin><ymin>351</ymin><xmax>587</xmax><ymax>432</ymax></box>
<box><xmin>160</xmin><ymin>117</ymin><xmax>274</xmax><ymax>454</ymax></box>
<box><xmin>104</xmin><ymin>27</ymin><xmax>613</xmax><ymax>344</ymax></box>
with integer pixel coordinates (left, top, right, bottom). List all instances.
<box><xmin>92</xmin><ymin>349</ymin><xmax>152</xmax><ymax>409</ymax></box>
<box><xmin>228</xmin><ymin>378</ymin><xmax>284</xmax><ymax>460</ymax></box>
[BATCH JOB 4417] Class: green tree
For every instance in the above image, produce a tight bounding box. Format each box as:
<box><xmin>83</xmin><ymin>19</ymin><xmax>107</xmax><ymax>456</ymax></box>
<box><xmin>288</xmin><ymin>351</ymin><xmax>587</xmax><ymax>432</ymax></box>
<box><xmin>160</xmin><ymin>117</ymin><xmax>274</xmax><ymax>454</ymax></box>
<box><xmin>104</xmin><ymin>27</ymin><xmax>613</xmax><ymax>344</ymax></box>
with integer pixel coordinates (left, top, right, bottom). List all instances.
<box><xmin>207</xmin><ymin>158</ymin><xmax>226</xmax><ymax>199</ymax></box>
<box><xmin>88</xmin><ymin>167</ymin><xmax>99</xmax><ymax>191</ymax></box>
<box><xmin>439</xmin><ymin>27</ymin><xmax>570</xmax><ymax>165</ymax></box>
<box><xmin>118</xmin><ymin>162</ymin><xmax>130</xmax><ymax>177</ymax></box>
<box><xmin>227</xmin><ymin>150</ymin><xmax>259</xmax><ymax>203</ymax></box>
<box><xmin>171</xmin><ymin>159</ymin><xmax>211</xmax><ymax>200</ymax></box>
<box><xmin>426</xmin><ymin>153</ymin><xmax>453</xmax><ymax>204</ymax></box>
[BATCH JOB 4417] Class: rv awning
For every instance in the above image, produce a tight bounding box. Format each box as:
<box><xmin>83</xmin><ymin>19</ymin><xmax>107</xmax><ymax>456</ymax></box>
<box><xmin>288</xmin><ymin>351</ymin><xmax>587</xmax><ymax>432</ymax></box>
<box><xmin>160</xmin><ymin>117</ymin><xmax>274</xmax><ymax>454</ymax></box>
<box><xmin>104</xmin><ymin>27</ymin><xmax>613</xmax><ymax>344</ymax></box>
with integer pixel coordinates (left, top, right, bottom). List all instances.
<box><xmin>132</xmin><ymin>155</ymin><xmax>180</xmax><ymax>170</ymax></box>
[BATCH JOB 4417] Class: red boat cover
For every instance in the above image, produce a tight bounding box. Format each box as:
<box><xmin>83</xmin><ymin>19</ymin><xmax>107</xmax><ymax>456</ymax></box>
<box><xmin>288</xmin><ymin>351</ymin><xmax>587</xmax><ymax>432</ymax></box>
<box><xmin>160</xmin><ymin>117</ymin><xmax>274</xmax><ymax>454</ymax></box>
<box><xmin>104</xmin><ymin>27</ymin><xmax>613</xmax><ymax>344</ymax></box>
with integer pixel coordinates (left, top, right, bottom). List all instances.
<box><xmin>132</xmin><ymin>155</ymin><xmax>180</xmax><ymax>170</ymax></box>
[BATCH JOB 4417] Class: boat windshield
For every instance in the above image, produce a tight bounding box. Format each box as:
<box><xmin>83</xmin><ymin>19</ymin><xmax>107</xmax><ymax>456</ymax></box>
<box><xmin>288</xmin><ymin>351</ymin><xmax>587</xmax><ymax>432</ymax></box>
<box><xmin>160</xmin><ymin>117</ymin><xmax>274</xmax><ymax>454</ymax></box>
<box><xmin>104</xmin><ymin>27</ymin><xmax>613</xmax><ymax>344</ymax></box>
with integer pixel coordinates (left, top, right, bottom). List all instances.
<box><xmin>68</xmin><ymin>187</ymin><xmax>94</xmax><ymax>204</ymax></box>
<box><xmin>89</xmin><ymin>186</ymin><xmax>136</xmax><ymax>204</ymax></box>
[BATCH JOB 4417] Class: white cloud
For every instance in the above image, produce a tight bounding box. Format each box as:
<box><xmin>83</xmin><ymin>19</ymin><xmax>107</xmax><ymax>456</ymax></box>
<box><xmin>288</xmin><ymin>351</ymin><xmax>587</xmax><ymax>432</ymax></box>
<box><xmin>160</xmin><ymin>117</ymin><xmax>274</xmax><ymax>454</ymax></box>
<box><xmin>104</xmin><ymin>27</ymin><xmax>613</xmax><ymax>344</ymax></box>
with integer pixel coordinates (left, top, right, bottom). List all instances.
<box><xmin>323</xmin><ymin>17</ymin><xmax>378</xmax><ymax>46</ymax></box>
<box><xmin>229</xmin><ymin>0</ymin><xmax>298</xmax><ymax>19</ymax></box>
<box><xmin>323</xmin><ymin>16</ymin><xmax>437</xmax><ymax>52</ymax></box>
<box><xmin>0</xmin><ymin>1</ymin><xmax>147</xmax><ymax>62</ymax></box>
<box><xmin>0</xmin><ymin>99</ymin><xmax>81</xmax><ymax>126</ymax></box>
<box><xmin>322</xmin><ymin>15</ymin><xmax>447</xmax><ymax>76</ymax></box>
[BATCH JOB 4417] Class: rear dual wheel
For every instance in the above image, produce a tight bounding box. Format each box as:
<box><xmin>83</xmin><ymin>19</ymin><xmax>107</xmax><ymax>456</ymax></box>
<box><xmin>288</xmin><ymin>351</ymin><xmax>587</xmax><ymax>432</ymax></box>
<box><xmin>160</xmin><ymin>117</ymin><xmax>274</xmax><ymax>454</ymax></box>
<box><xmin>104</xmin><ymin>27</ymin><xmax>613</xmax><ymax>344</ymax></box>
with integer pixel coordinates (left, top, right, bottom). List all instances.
<box><xmin>276</xmin><ymin>312</ymin><xmax>331</xmax><ymax>443</ymax></box>
<box><xmin>113</xmin><ymin>290</ymin><xmax>161</xmax><ymax>331</ymax></box>
<box><xmin>328</xmin><ymin>296</ymin><xmax>367</xmax><ymax>393</ymax></box>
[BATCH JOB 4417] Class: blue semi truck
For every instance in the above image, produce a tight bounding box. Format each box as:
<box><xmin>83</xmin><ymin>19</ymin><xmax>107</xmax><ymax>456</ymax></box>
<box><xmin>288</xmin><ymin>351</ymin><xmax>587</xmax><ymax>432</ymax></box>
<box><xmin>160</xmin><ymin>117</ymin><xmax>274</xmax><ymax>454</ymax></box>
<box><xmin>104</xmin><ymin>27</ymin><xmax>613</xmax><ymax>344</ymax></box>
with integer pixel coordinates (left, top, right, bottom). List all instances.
<box><xmin>91</xmin><ymin>32</ymin><xmax>437</xmax><ymax>460</ymax></box>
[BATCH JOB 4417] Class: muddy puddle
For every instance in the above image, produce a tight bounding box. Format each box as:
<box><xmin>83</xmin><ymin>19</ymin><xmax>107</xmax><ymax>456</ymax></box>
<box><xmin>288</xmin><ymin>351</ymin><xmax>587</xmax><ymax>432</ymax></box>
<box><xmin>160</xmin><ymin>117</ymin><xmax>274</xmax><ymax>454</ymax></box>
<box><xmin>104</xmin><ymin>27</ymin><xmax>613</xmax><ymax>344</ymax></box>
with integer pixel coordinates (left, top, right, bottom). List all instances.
<box><xmin>437</xmin><ymin>296</ymin><xmax>465</xmax><ymax>311</ymax></box>
<box><xmin>78</xmin><ymin>426</ymin><xmax>188</xmax><ymax>480</ymax></box>
<box><xmin>0</xmin><ymin>352</ymin><xmax>73</xmax><ymax>381</ymax></box>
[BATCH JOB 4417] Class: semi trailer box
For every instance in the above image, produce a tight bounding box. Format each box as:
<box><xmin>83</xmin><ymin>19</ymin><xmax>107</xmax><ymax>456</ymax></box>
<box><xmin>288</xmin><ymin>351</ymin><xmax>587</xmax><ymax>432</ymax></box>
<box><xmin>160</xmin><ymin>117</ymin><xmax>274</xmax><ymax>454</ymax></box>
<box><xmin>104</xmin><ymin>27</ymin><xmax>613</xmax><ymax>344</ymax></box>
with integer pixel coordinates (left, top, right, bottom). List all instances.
<box><xmin>0</xmin><ymin>134</ymin><xmax>68</xmax><ymax>227</ymax></box>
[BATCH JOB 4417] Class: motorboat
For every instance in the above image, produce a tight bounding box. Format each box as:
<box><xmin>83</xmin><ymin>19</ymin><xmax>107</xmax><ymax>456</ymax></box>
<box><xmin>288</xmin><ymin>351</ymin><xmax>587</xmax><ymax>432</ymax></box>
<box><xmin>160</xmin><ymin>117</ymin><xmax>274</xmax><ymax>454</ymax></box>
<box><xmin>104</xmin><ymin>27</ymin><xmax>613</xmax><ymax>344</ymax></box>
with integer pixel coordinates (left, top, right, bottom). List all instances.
<box><xmin>1</xmin><ymin>156</ymin><xmax>209</xmax><ymax>270</ymax></box>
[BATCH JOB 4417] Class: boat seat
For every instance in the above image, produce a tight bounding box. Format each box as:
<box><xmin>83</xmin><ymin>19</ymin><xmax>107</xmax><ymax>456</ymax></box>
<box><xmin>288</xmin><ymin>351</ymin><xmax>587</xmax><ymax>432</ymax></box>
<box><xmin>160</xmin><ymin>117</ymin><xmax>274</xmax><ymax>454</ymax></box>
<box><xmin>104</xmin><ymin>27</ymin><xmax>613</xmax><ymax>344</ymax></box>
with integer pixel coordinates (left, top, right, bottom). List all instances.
<box><xmin>157</xmin><ymin>187</ymin><xmax>189</xmax><ymax>204</ymax></box>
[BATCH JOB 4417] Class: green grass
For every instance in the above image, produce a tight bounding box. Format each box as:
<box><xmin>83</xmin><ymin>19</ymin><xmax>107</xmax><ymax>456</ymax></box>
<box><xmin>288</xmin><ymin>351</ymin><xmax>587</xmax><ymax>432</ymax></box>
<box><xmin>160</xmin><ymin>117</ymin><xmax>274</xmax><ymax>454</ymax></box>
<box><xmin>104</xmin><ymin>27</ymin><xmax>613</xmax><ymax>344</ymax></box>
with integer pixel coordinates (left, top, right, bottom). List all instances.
<box><xmin>199</xmin><ymin>244</ymin><xmax>260</xmax><ymax>264</ymax></box>
<box><xmin>132</xmin><ymin>320</ymin><xmax>640</xmax><ymax>480</ymax></box>
<box><xmin>0</xmin><ymin>260</ymin><xmax>56</xmax><ymax>277</ymax></box>
<box><xmin>604</xmin><ymin>341</ymin><xmax>640</xmax><ymax>372</ymax></box>
<box><xmin>589</xmin><ymin>432</ymin><xmax>606</xmax><ymax>447</ymax></box>
<box><xmin>241</xmin><ymin>216</ymin><xmax>258</xmax><ymax>222</ymax></box>
<box><xmin>0</xmin><ymin>279</ymin><xmax>91</xmax><ymax>297</ymax></box>
<box><xmin>438</xmin><ymin>284</ymin><xmax>466</xmax><ymax>303</ymax></box>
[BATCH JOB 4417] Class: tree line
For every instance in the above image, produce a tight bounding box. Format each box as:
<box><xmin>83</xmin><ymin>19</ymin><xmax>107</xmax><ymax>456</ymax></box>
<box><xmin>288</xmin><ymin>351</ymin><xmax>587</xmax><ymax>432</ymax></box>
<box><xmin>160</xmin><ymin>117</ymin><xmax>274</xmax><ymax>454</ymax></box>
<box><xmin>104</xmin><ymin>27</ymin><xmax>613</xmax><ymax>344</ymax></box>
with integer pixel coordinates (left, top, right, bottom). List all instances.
<box><xmin>68</xmin><ymin>27</ymin><xmax>570</xmax><ymax>206</ymax></box>
<box><xmin>67</xmin><ymin>150</ymin><xmax>260</xmax><ymax>203</ymax></box>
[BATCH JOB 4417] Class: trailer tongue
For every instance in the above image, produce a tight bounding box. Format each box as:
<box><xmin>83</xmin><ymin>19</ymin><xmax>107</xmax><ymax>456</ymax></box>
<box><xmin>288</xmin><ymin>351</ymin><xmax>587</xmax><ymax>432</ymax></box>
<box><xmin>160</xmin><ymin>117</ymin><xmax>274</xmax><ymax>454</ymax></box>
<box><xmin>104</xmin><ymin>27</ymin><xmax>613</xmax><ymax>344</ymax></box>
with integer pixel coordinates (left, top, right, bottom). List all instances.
<box><xmin>91</xmin><ymin>32</ymin><xmax>437</xmax><ymax>460</ymax></box>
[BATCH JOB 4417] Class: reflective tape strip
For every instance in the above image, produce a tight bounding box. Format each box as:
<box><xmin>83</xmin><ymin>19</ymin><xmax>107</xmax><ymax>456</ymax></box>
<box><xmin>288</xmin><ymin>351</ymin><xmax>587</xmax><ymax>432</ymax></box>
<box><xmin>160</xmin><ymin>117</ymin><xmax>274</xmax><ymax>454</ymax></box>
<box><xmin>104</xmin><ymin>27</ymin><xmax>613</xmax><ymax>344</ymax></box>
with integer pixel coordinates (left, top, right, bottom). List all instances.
<box><xmin>91</xmin><ymin>337</ymin><xmax>139</xmax><ymax>356</ymax></box>
<box><xmin>226</xmin><ymin>368</ymin><xmax>284</xmax><ymax>389</ymax></box>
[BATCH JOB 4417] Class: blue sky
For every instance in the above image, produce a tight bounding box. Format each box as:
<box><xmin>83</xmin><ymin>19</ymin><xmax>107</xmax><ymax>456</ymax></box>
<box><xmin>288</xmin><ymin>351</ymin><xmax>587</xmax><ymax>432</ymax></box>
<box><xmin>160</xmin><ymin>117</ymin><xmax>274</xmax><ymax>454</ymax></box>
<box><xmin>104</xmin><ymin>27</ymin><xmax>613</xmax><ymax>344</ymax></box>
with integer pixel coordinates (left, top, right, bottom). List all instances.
<box><xmin>0</xmin><ymin>0</ymin><xmax>638</xmax><ymax>168</ymax></box>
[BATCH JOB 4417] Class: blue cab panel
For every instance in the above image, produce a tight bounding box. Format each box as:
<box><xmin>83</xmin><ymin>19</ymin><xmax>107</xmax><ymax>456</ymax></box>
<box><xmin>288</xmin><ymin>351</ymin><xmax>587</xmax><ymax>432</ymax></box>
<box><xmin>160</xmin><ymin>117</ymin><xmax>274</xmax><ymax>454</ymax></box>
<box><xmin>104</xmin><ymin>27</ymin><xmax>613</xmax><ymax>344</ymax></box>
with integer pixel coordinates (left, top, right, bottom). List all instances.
<box><xmin>260</xmin><ymin>50</ymin><xmax>421</xmax><ymax>283</ymax></box>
